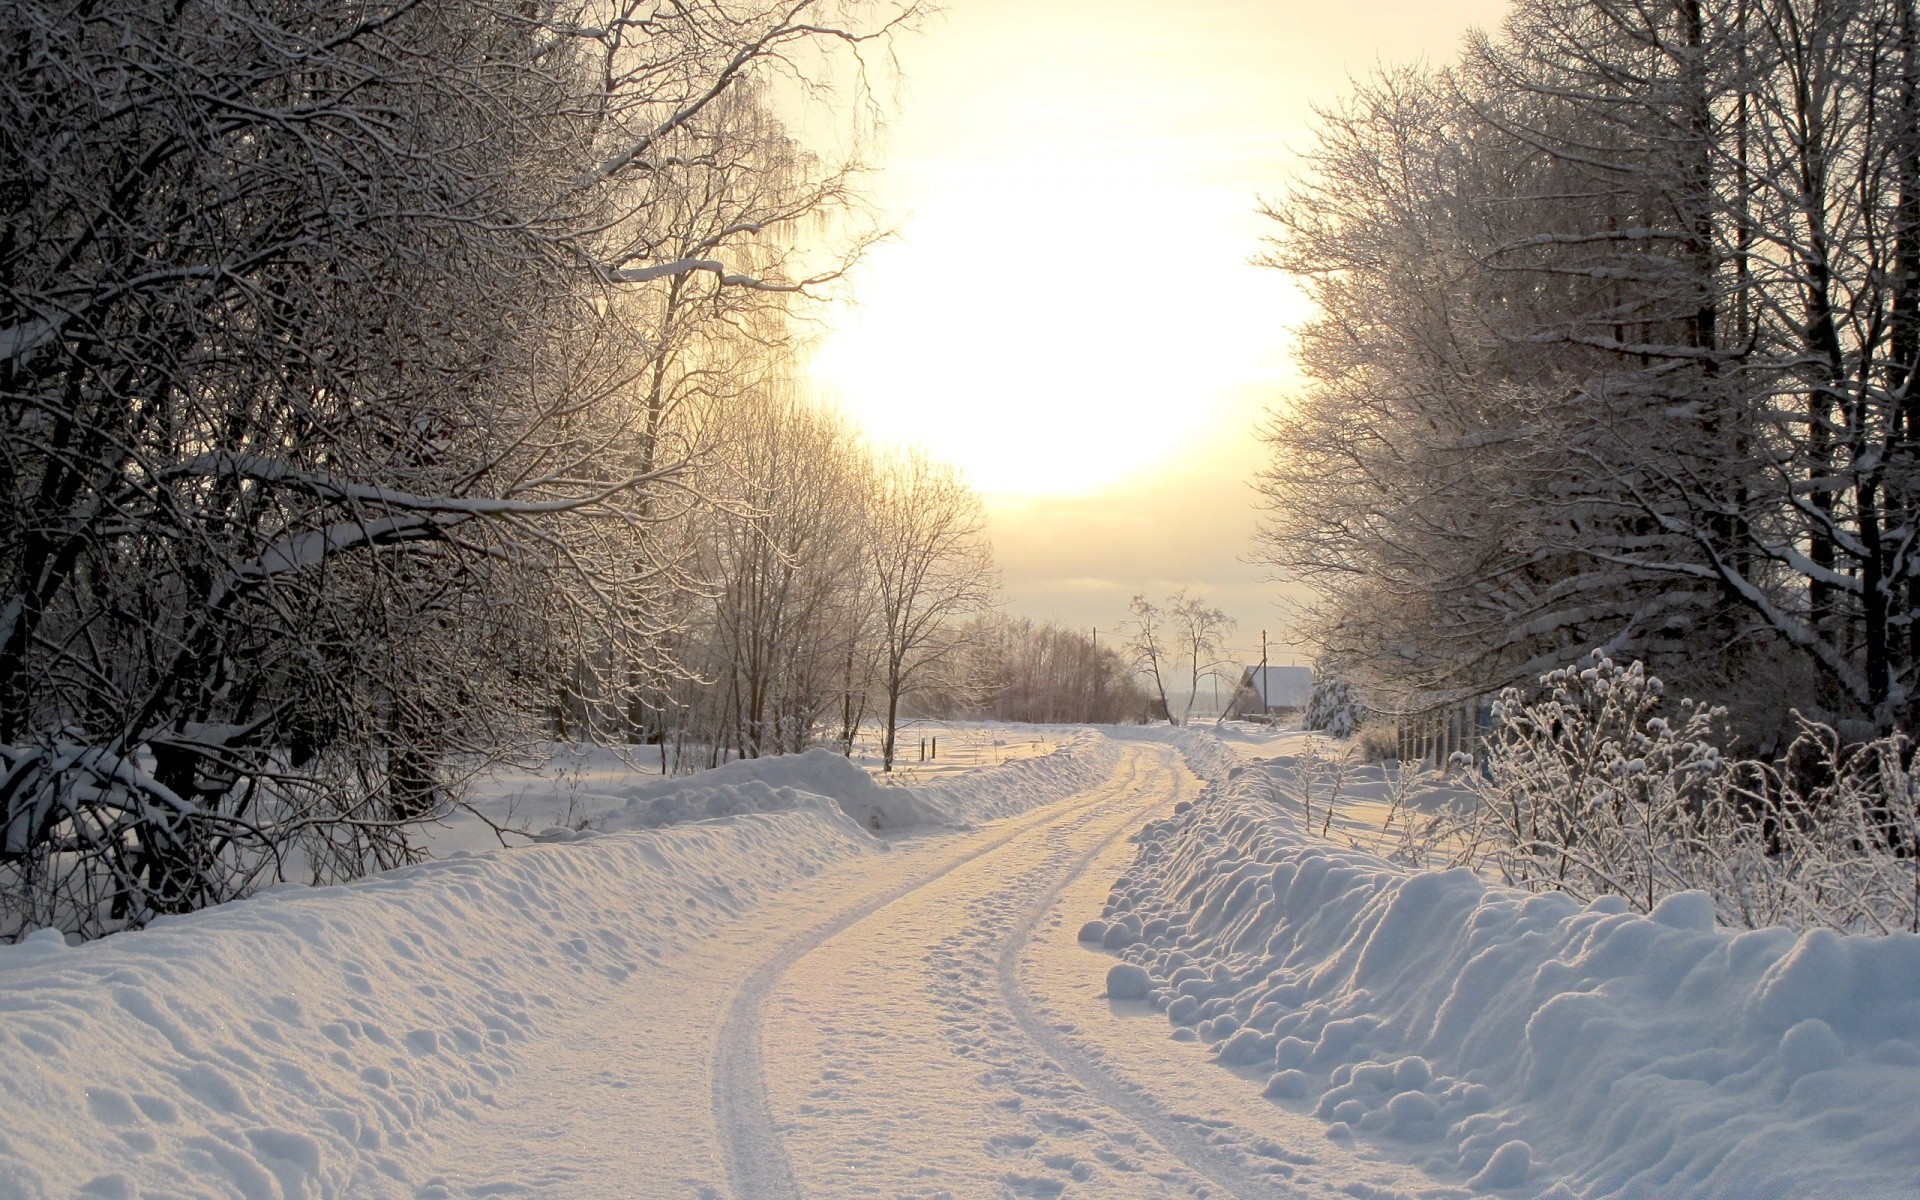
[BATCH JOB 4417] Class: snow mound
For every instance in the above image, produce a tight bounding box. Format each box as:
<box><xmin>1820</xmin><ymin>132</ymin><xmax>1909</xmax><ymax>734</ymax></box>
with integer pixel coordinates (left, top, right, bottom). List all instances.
<box><xmin>597</xmin><ymin>731</ymin><xmax>1120</xmax><ymax>837</ymax></box>
<box><xmin>0</xmin><ymin>809</ymin><xmax>875</xmax><ymax>1198</ymax></box>
<box><xmin>599</xmin><ymin>748</ymin><xmax>944</xmax><ymax>833</ymax></box>
<box><xmin>917</xmin><ymin>727</ymin><xmax>1119</xmax><ymax>824</ymax></box>
<box><xmin>1091</xmin><ymin>758</ymin><xmax>1920</xmax><ymax>1197</ymax></box>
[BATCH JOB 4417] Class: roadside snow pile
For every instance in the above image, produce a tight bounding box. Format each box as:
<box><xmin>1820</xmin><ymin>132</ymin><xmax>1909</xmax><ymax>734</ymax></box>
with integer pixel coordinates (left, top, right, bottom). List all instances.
<box><xmin>916</xmin><ymin>727</ymin><xmax>1118</xmax><ymax>824</ymax></box>
<box><xmin>1086</xmin><ymin>760</ymin><xmax>1920</xmax><ymax>1198</ymax></box>
<box><xmin>0</xmin><ymin>809</ymin><xmax>875</xmax><ymax>1199</ymax></box>
<box><xmin>598</xmin><ymin>748</ymin><xmax>946</xmax><ymax>833</ymax></box>
<box><xmin>0</xmin><ymin>731</ymin><xmax>1112</xmax><ymax>1198</ymax></box>
<box><xmin>1105</xmin><ymin>723</ymin><xmax>1242</xmax><ymax>784</ymax></box>
<box><xmin>596</xmin><ymin>730</ymin><xmax>1118</xmax><ymax>836</ymax></box>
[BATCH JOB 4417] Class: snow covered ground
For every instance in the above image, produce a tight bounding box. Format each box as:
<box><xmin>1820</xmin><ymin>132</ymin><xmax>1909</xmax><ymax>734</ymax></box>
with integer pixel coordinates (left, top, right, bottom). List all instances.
<box><xmin>1</xmin><ymin>725</ymin><xmax>1915</xmax><ymax>1198</ymax></box>
<box><xmin>421</xmin><ymin>720</ymin><xmax>1068</xmax><ymax>857</ymax></box>
<box><xmin>1090</xmin><ymin>744</ymin><xmax>1920</xmax><ymax>1198</ymax></box>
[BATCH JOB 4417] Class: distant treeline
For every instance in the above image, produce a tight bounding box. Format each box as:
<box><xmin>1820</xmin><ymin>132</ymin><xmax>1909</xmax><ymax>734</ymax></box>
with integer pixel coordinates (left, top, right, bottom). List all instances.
<box><xmin>916</xmin><ymin>617</ymin><xmax>1151</xmax><ymax>726</ymax></box>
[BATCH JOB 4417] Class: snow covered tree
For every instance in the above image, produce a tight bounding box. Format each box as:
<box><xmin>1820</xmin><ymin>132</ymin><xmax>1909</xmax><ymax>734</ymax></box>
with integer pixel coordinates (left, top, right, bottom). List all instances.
<box><xmin>687</xmin><ymin>387</ymin><xmax>872</xmax><ymax>759</ymax></box>
<box><xmin>0</xmin><ymin>0</ymin><xmax>918</xmax><ymax>938</ymax></box>
<box><xmin>1304</xmin><ymin>674</ymin><xmax>1364</xmax><ymax>740</ymax></box>
<box><xmin>1258</xmin><ymin>0</ymin><xmax>1920</xmax><ymax>745</ymax></box>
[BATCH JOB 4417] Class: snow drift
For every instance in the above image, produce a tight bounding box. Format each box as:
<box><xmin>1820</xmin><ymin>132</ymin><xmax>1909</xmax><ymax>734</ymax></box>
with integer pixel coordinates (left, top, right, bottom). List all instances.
<box><xmin>595</xmin><ymin>728</ymin><xmax>1118</xmax><ymax>835</ymax></box>
<box><xmin>0</xmin><ymin>733</ymin><xmax>1110</xmax><ymax>1199</ymax></box>
<box><xmin>594</xmin><ymin>748</ymin><xmax>946</xmax><ymax>833</ymax></box>
<box><xmin>1087</xmin><ymin>758</ymin><xmax>1920</xmax><ymax>1197</ymax></box>
<box><xmin>0</xmin><ymin>811</ymin><xmax>871</xmax><ymax>1199</ymax></box>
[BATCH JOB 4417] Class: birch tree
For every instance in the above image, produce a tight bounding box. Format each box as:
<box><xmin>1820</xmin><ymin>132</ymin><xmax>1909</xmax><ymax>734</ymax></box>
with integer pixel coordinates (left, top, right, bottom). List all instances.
<box><xmin>1126</xmin><ymin>595</ymin><xmax>1178</xmax><ymax>724</ymax></box>
<box><xmin>865</xmin><ymin>452</ymin><xmax>996</xmax><ymax>771</ymax></box>
<box><xmin>1171</xmin><ymin>592</ymin><xmax>1236</xmax><ymax>722</ymax></box>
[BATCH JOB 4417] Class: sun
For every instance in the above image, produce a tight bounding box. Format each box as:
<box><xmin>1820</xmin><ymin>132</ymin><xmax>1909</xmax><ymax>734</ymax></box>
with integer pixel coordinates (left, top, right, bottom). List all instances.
<box><xmin>808</xmin><ymin>154</ymin><xmax>1303</xmax><ymax>498</ymax></box>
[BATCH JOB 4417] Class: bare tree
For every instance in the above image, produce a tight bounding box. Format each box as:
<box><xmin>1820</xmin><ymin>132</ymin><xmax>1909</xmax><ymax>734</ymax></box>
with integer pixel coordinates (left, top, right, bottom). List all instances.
<box><xmin>1171</xmin><ymin>592</ymin><xmax>1237</xmax><ymax>722</ymax></box>
<box><xmin>1126</xmin><ymin>595</ymin><xmax>1178</xmax><ymax>724</ymax></box>
<box><xmin>864</xmin><ymin>452</ymin><xmax>997</xmax><ymax>771</ymax></box>
<box><xmin>690</xmin><ymin>385</ymin><xmax>870</xmax><ymax>758</ymax></box>
<box><xmin>923</xmin><ymin>615</ymin><xmax>1148</xmax><ymax>723</ymax></box>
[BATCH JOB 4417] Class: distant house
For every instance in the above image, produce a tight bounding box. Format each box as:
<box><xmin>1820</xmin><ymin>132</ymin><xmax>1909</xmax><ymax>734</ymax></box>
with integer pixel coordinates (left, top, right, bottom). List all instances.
<box><xmin>1225</xmin><ymin>664</ymin><xmax>1313</xmax><ymax>723</ymax></box>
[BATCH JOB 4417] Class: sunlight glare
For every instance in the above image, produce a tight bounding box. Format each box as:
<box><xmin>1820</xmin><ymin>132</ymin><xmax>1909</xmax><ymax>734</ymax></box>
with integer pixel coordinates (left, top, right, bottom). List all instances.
<box><xmin>809</xmin><ymin>153</ymin><xmax>1304</xmax><ymax>497</ymax></box>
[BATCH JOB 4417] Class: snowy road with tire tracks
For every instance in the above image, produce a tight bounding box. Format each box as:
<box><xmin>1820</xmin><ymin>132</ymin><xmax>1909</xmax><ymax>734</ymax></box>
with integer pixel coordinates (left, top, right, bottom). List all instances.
<box><xmin>708</xmin><ymin>739</ymin><xmax>1444</xmax><ymax>1199</ymax></box>
<box><xmin>410</xmin><ymin>737</ymin><xmax>1448</xmax><ymax>1198</ymax></box>
<box><xmin>12</xmin><ymin>728</ymin><xmax>1917</xmax><ymax>1199</ymax></box>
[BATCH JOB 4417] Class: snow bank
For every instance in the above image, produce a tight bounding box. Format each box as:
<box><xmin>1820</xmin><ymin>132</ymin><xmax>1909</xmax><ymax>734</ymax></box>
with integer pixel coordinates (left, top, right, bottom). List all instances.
<box><xmin>597</xmin><ymin>748</ymin><xmax>946</xmax><ymax>833</ymax></box>
<box><xmin>1087</xmin><ymin>758</ymin><xmax>1920</xmax><ymax>1197</ymax></box>
<box><xmin>596</xmin><ymin>729</ymin><xmax>1118</xmax><ymax>836</ymax></box>
<box><xmin>0</xmin><ymin>811</ymin><xmax>874</xmax><ymax>1199</ymax></box>
<box><xmin>0</xmin><ymin>732</ymin><xmax>1112</xmax><ymax>1198</ymax></box>
<box><xmin>916</xmin><ymin>727</ymin><xmax>1119</xmax><ymax>824</ymax></box>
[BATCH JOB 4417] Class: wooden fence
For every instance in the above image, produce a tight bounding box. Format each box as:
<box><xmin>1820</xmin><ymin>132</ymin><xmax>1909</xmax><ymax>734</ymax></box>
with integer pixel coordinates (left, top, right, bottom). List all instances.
<box><xmin>1394</xmin><ymin>698</ymin><xmax>1494</xmax><ymax>768</ymax></box>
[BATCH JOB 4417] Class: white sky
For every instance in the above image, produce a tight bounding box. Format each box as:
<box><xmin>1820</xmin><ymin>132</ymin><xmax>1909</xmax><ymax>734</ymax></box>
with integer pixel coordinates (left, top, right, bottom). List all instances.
<box><xmin>807</xmin><ymin>0</ymin><xmax>1511</xmax><ymax>665</ymax></box>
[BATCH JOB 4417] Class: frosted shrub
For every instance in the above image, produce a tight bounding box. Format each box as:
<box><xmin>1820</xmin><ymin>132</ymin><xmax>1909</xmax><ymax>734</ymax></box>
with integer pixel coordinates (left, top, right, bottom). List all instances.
<box><xmin>1353</xmin><ymin>719</ymin><xmax>1401</xmax><ymax>765</ymax></box>
<box><xmin>0</xmin><ymin>736</ymin><xmax>417</xmax><ymax>939</ymax></box>
<box><xmin>1460</xmin><ymin>656</ymin><xmax>1727</xmax><ymax>912</ymax></box>
<box><xmin>1438</xmin><ymin>653</ymin><xmax>1920</xmax><ymax>933</ymax></box>
<box><xmin>1304</xmin><ymin>676</ymin><xmax>1364</xmax><ymax>739</ymax></box>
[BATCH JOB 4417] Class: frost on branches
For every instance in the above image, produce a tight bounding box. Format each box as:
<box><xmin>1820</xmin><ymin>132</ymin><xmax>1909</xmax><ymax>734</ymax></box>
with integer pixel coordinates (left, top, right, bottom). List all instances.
<box><xmin>1438</xmin><ymin>655</ymin><xmax>1920</xmax><ymax>933</ymax></box>
<box><xmin>0</xmin><ymin>0</ymin><xmax>917</xmax><ymax>939</ymax></box>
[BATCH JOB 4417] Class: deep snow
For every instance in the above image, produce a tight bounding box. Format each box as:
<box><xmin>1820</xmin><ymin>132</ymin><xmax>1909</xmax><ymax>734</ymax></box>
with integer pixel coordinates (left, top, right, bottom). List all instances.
<box><xmin>1</xmin><ymin>723</ymin><xmax>1915</xmax><ymax>1198</ymax></box>
<box><xmin>1088</xmin><ymin>746</ymin><xmax>1920</xmax><ymax>1197</ymax></box>
<box><xmin>0</xmin><ymin>728</ymin><xmax>1113</xmax><ymax>1198</ymax></box>
<box><xmin>419</xmin><ymin>720</ymin><xmax>1073</xmax><ymax>857</ymax></box>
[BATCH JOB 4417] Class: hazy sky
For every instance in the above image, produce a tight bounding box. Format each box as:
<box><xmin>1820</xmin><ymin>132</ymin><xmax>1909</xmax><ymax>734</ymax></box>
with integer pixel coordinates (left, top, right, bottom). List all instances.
<box><xmin>808</xmin><ymin>0</ymin><xmax>1510</xmax><ymax>668</ymax></box>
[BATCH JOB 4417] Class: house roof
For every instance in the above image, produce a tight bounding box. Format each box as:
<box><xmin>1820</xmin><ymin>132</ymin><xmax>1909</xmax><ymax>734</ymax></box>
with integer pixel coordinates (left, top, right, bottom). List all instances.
<box><xmin>1240</xmin><ymin>664</ymin><xmax>1313</xmax><ymax>707</ymax></box>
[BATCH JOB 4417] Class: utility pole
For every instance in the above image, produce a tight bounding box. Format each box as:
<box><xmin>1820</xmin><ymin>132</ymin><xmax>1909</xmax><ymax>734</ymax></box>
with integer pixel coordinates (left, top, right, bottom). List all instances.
<box><xmin>1260</xmin><ymin>630</ymin><xmax>1269</xmax><ymax>720</ymax></box>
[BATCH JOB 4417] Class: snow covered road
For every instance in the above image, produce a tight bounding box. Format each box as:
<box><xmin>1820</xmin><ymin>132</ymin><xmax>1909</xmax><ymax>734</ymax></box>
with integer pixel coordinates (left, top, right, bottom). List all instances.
<box><xmin>19</xmin><ymin>726</ymin><xmax>1913</xmax><ymax>1198</ymax></box>
<box><xmin>716</xmin><ymin>741</ymin><xmax>1447</xmax><ymax>1200</ymax></box>
<box><xmin>405</xmin><ymin>738</ymin><xmax>1402</xmax><ymax>1198</ymax></box>
<box><xmin>0</xmin><ymin>730</ymin><xmax>1464</xmax><ymax>1199</ymax></box>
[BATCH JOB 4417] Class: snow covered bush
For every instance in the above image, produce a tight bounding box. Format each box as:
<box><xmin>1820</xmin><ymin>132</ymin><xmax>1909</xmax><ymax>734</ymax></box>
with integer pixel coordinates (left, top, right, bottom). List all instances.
<box><xmin>1303</xmin><ymin>675</ymin><xmax>1363</xmax><ymax>739</ymax></box>
<box><xmin>1459</xmin><ymin>656</ymin><xmax>1729</xmax><ymax>912</ymax></box>
<box><xmin>0</xmin><ymin>737</ymin><xmax>390</xmax><ymax>937</ymax></box>
<box><xmin>1439</xmin><ymin>654</ymin><xmax>1920</xmax><ymax>932</ymax></box>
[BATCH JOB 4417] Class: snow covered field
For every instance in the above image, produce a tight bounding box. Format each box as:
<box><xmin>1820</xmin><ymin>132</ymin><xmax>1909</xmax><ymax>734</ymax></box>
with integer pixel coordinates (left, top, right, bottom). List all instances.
<box><xmin>1</xmin><ymin>725</ymin><xmax>1916</xmax><ymax>1198</ymax></box>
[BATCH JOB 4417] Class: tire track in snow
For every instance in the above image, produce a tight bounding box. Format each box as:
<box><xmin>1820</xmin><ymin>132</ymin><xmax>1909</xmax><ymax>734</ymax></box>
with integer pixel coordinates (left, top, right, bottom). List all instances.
<box><xmin>713</xmin><ymin>748</ymin><xmax>1148</xmax><ymax>1200</ymax></box>
<box><xmin>994</xmin><ymin>756</ymin><xmax>1285</xmax><ymax>1200</ymax></box>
